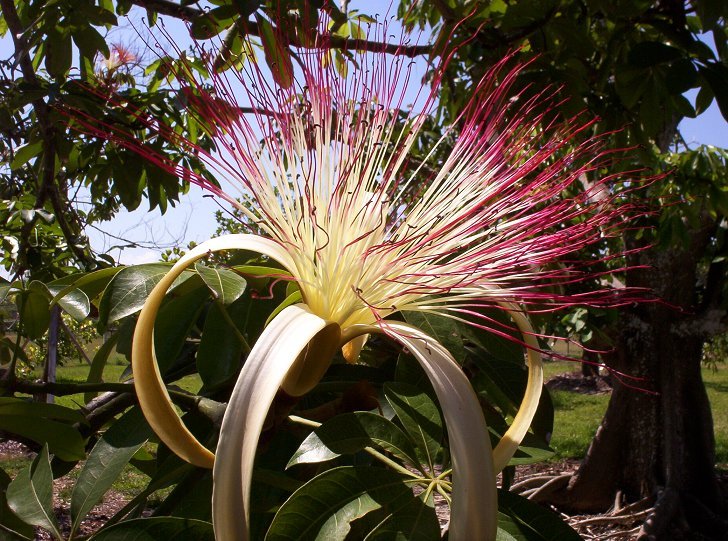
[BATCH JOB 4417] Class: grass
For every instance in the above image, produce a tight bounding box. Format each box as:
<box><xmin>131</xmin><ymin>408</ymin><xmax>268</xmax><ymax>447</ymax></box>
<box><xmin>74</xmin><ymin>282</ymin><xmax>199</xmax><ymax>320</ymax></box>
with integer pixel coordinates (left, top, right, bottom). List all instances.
<box><xmin>543</xmin><ymin>360</ymin><xmax>728</xmax><ymax>466</ymax></box>
<box><xmin>704</xmin><ymin>367</ymin><xmax>728</xmax><ymax>464</ymax></box>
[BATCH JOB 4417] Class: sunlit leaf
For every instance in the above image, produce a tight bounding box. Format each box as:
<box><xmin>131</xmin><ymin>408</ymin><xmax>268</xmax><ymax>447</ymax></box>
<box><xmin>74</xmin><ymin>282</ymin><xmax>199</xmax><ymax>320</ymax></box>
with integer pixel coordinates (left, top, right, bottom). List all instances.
<box><xmin>287</xmin><ymin>411</ymin><xmax>420</xmax><ymax>469</ymax></box>
<box><xmin>266</xmin><ymin>466</ymin><xmax>413</xmax><ymax>540</ymax></box>
<box><xmin>195</xmin><ymin>262</ymin><xmax>247</xmax><ymax>304</ymax></box>
<box><xmin>383</xmin><ymin>382</ymin><xmax>442</xmax><ymax>471</ymax></box>
<box><xmin>71</xmin><ymin>408</ymin><xmax>153</xmax><ymax>535</ymax></box>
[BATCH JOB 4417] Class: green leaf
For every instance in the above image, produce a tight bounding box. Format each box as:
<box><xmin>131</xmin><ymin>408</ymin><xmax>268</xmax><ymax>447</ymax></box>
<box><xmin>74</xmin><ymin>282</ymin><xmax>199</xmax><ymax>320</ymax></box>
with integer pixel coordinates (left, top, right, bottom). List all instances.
<box><xmin>403</xmin><ymin>311</ymin><xmax>467</xmax><ymax>362</ymax></box>
<box><xmin>195</xmin><ymin>262</ymin><xmax>247</xmax><ymax>304</ymax></box>
<box><xmin>71</xmin><ymin>408</ymin><xmax>153</xmax><ymax>536</ymax></box>
<box><xmin>0</xmin><ymin>467</ymin><xmax>35</xmax><ymax>540</ymax></box>
<box><xmin>265</xmin><ymin>289</ymin><xmax>302</xmax><ymax>326</ymax></box>
<box><xmin>152</xmin><ymin>280</ymin><xmax>210</xmax><ymax>374</ymax></box>
<box><xmin>463</xmin><ymin>308</ymin><xmax>525</xmax><ymax>364</ymax></box>
<box><xmin>50</xmin><ymin>267</ymin><xmax>123</xmax><ymax>307</ymax></box>
<box><xmin>89</xmin><ymin>517</ymin><xmax>215</xmax><ymax>540</ymax></box>
<box><xmin>257</xmin><ymin>14</ymin><xmax>294</xmax><ymax>88</ymax></box>
<box><xmin>266</xmin><ymin>466</ymin><xmax>412</xmax><ymax>540</ymax></box>
<box><xmin>6</xmin><ymin>446</ymin><xmax>62</xmax><ymax>539</ymax></box>
<box><xmin>628</xmin><ymin>42</ymin><xmax>682</xmax><ymax>67</ymax></box>
<box><xmin>470</xmin><ymin>351</ymin><xmax>528</xmax><ymax>420</ymax></box>
<box><xmin>9</xmin><ymin>141</ymin><xmax>42</xmax><ymax>170</ymax></box>
<box><xmin>383</xmin><ymin>382</ymin><xmax>443</xmax><ymax>471</ymax></box>
<box><xmin>45</xmin><ymin>28</ymin><xmax>72</xmax><ymax>78</ymax></box>
<box><xmin>0</xmin><ymin>399</ymin><xmax>86</xmax><ymax>461</ymax></box>
<box><xmin>189</xmin><ymin>6</ymin><xmax>236</xmax><ymax>39</ymax></box>
<box><xmin>15</xmin><ymin>288</ymin><xmax>50</xmax><ymax>339</ymax></box>
<box><xmin>287</xmin><ymin>411</ymin><xmax>420</xmax><ymax>468</ymax></box>
<box><xmin>695</xmin><ymin>84</ymin><xmax>714</xmax><ymax>115</ymax></box>
<box><xmin>72</xmin><ymin>26</ymin><xmax>110</xmax><ymax>60</ymax></box>
<box><xmin>665</xmin><ymin>59</ymin><xmax>698</xmax><ymax>94</ymax></box>
<box><xmin>497</xmin><ymin>489</ymin><xmax>582</xmax><ymax>541</ymax></box>
<box><xmin>699</xmin><ymin>63</ymin><xmax>728</xmax><ymax>121</ymax></box>
<box><xmin>496</xmin><ymin>526</ymin><xmax>520</xmax><ymax>541</ymax></box>
<box><xmin>0</xmin><ymin>398</ymin><xmax>85</xmax><ymax>423</ymax></box>
<box><xmin>97</xmin><ymin>264</ymin><xmax>192</xmax><ymax>327</ymax></box>
<box><xmin>356</xmin><ymin>493</ymin><xmax>439</xmax><ymax>540</ymax></box>
<box><xmin>44</xmin><ymin>275</ymin><xmax>91</xmax><ymax>320</ymax></box>
<box><xmin>196</xmin><ymin>298</ymin><xmax>246</xmax><ymax>389</ymax></box>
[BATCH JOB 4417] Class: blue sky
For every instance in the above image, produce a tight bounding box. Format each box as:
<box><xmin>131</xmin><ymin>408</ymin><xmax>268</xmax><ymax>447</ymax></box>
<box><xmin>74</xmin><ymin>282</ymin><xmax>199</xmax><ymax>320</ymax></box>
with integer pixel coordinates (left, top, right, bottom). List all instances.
<box><xmin>1</xmin><ymin>2</ymin><xmax>727</xmax><ymax>268</ymax></box>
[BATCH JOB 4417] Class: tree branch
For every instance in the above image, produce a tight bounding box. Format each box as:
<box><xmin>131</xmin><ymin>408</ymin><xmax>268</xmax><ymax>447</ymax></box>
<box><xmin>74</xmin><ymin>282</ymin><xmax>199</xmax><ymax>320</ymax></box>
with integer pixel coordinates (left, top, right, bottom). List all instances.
<box><xmin>128</xmin><ymin>0</ymin><xmax>431</xmax><ymax>57</ymax></box>
<box><xmin>7</xmin><ymin>378</ymin><xmax>227</xmax><ymax>425</ymax></box>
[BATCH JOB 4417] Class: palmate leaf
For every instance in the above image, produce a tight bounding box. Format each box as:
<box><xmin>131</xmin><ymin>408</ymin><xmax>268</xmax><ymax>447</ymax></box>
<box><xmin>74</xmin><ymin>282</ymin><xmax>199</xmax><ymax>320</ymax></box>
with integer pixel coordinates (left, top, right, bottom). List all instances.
<box><xmin>383</xmin><ymin>382</ymin><xmax>443</xmax><ymax>472</ymax></box>
<box><xmin>5</xmin><ymin>446</ymin><xmax>62</xmax><ymax>540</ymax></box>
<box><xmin>348</xmin><ymin>490</ymin><xmax>440</xmax><ymax>540</ymax></box>
<box><xmin>266</xmin><ymin>466</ymin><xmax>417</xmax><ymax>541</ymax></box>
<box><xmin>195</xmin><ymin>262</ymin><xmax>247</xmax><ymax>305</ymax></box>
<box><xmin>286</xmin><ymin>411</ymin><xmax>420</xmax><ymax>469</ymax></box>
<box><xmin>88</xmin><ymin>517</ymin><xmax>215</xmax><ymax>540</ymax></box>
<box><xmin>70</xmin><ymin>407</ymin><xmax>153</xmax><ymax>536</ymax></box>
<box><xmin>496</xmin><ymin>489</ymin><xmax>581</xmax><ymax>541</ymax></box>
<box><xmin>0</xmin><ymin>398</ymin><xmax>86</xmax><ymax>461</ymax></box>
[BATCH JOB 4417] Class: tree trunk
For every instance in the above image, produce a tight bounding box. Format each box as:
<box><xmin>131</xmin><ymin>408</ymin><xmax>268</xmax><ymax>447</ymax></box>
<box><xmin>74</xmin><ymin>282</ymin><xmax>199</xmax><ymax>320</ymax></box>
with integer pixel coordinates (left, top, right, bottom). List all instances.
<box><xmin>545</xmin><ymin>225</ymin><xmax>728</xmax><ymax>539</ymax></box>
<box><xmin>38</xmin><ymin>306</ymin><xmax>60</xmax><ymax>404</ymax></box>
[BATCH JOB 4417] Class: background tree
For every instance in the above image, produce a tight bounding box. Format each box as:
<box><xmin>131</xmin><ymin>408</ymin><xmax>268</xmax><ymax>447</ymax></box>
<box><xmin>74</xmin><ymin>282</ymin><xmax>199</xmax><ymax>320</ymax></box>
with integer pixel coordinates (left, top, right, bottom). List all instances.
<box><xmin>395</xmin><ymin>0</ymin><xmax>728</xmax><ymax>538</ymax></box>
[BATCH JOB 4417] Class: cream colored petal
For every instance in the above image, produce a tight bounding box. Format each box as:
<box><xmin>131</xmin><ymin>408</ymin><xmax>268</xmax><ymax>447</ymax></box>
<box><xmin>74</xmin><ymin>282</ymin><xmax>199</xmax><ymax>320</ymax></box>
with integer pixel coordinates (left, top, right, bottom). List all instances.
<box><xmin>132</xmin><ymin>234</ymin><xmax>295</xmax><ymax>469</ymax></box>
<box><xmin>212</xmin><ymin>304</ymin><xmax>339</xmax><ymax>541</ymax></box>
<box><xmin>492</xmin><ymin>302</ymin><xmax>544</xmax><ymax>473</ymax></box>
<box><xmin>383</xmin><ymin>322</ymin><xmax>497</xmax><ymax>541</ymax></box>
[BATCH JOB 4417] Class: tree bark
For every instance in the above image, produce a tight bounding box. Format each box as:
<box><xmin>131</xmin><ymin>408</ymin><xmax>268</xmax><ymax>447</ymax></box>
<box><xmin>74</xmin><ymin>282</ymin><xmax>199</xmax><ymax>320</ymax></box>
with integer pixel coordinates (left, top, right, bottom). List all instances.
<box><xmin>38</xmin><ymin>306</ymin><xmax>60</xmax><ymax>404</ymax></box>
<box><xmin>545</xmin><ymin>219</ymin><xmax>728</xmax><ymax>539</ymax></box>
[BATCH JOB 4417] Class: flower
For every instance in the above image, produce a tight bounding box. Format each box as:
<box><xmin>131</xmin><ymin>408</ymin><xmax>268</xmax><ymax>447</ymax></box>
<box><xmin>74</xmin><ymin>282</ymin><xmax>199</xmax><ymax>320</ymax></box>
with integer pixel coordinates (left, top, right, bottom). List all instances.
<box><xmin>75</xmin><ymin>14</ymin><xmax>648</xmax><ymax>541</ymax></box>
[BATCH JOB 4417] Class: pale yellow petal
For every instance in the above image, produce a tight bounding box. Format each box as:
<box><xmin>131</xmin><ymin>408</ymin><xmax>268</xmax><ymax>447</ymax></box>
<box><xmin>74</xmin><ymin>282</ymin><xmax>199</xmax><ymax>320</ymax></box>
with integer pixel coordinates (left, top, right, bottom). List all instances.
<box><xmin>383</xmin><ymin>322</ymin><xmax>498</xmax><ymax>541</ymax></box>
<box><xmin>492</xmin><ymin>302</ymin><xmax>544</xmax><ymax>472</ymax></box>
<box><xmin>132</xmin><ymin>234</ymin><xmax>295</xmax><ymax>469</ymax></box>
<box><xmin>212</xmin><ymin>304</ymin><xmax>338</xmax><ymax>541</ymax></box>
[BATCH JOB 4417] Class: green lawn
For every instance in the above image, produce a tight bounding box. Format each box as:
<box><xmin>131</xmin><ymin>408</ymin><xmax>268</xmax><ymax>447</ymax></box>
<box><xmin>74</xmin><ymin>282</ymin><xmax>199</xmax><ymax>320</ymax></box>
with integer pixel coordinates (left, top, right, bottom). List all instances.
<box><xmin>543</xmin><ymin>360</ymin><xmax>728</xmax><ymax>466</ymax></box>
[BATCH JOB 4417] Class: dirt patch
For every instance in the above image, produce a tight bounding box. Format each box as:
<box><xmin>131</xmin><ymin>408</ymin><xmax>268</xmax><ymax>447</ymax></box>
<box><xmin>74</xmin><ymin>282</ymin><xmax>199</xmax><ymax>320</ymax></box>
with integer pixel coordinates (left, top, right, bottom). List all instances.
<box><xmin>1</xmin><ymin>439</ymin><xmax>129</xmax><ymax>540</ymax></box>
<box><xmin>546</xmin><ymin>371</ymin><xmax>613</xmax><ymax>395</ymax></box>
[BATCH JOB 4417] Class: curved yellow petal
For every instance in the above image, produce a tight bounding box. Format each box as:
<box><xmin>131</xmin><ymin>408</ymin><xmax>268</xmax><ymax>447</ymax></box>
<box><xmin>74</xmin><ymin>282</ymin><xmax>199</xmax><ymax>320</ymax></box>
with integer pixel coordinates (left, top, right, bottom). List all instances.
<box><xmin>492</xmin><ymin>302</ymin><xmax>544</xmax><ymax>473</ymax></box>
<box><xmin>212</xmin><ymin>304</ymin><xmax>339</xmax><ymax>541</ymax></box>
<box><xmin>382</xmin><ymin>322</ymin><xmax>498</xmax><ymax>541</ymax></box>
<box><xmin>132</xmin><ymin>234</ymin><xmax>295</xmax><ymax>469</ymax></box>
<box><xmin>341</xmin><ymin>333</ymin><xmax>368</xmax><ymax>363</ymax></box>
